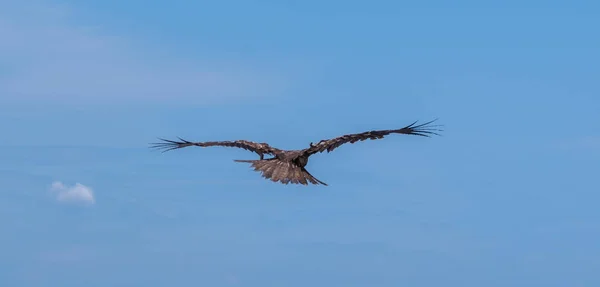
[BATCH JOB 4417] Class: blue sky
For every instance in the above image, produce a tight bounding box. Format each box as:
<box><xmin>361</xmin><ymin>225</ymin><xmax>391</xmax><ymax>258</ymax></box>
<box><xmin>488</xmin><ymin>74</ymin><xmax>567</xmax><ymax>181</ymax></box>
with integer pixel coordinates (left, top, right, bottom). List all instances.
<box><xmin>1</xmin><ymin>0</ymin><xmax>599</xmax><ymax>286</ymax></box>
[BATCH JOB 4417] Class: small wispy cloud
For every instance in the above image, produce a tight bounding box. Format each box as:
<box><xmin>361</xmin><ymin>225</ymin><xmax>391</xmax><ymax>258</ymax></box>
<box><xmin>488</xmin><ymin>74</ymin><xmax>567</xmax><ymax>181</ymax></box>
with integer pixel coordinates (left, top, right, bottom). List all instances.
<box><xmin>49</xmin><ymin>181</ymin><xmax>95</xmax><ymax>205</ymax></box>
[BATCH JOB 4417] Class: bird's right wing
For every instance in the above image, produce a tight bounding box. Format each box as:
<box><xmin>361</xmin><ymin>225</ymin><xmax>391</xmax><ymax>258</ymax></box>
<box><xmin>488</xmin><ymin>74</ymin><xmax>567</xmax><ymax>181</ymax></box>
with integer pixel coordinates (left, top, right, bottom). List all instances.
<box><xmin>301</xmin><ymin>119</ymin><xmax>442</xmax><ymax>156</ymax></box>
<box><xmin>149</xmin><ymin>137</ymin><xmax>281</xmax><ymax>156</ymax></box>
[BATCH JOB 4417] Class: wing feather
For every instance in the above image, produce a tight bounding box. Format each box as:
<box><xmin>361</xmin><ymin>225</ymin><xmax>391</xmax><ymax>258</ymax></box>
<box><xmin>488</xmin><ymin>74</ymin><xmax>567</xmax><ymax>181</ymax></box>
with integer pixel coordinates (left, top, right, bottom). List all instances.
<box><xmin>302</xmin><ymin>119</ymin><xmax>442</xmax><ymax>156</ymax></box>
<box><xmin>149</xmin><ymin>137</ymin><xmax>281</xmax><ymax>156</ymax></box>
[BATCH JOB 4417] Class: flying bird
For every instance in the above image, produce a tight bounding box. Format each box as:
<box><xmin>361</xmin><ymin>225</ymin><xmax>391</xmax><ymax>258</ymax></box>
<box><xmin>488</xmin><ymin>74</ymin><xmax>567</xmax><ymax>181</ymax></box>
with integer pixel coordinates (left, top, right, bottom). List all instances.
<box><xmin>150</xmin><ymin>119</ymin><xmax>442</xmax><ymax>186</ymax></box>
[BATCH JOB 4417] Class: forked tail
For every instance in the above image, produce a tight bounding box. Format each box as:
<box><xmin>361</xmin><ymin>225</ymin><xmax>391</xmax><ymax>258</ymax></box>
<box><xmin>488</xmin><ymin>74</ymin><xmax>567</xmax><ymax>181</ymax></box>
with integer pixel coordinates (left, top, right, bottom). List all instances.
<box><xmin>234</xmin><ymin>159</ymin><xmax>327</xmax><ymax>186</ymax></box>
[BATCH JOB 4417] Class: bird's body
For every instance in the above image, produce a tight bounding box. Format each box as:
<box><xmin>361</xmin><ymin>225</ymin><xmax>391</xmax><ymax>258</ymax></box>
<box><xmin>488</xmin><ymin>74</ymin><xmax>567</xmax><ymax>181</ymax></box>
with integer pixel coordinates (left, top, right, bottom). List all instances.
<box><xmin>150</xmin><ymin>119</ymin><xmax>442</xmax><ymax>186</ymax></box>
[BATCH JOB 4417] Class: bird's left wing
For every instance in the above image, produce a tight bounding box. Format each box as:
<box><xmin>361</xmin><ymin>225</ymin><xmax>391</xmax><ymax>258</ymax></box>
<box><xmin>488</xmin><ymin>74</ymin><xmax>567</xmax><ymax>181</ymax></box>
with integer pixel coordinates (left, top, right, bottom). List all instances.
<box><xmin>149</xmin><ymin>137</ymin><xmax>281</xmax><ymax>156</ymax></box>
<box><xmin>301</xmin><ymin>119</ymin><xmax>442</xmax><ymax>156</ymax></box>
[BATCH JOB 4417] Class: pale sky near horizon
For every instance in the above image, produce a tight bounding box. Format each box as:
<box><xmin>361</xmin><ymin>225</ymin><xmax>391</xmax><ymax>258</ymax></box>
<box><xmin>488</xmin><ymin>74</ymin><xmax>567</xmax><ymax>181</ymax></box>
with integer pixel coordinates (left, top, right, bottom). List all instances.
<box><xmin>1</xmin><ymin>0</ymin><xmax>599</xmax><ymax>286</ymax></box>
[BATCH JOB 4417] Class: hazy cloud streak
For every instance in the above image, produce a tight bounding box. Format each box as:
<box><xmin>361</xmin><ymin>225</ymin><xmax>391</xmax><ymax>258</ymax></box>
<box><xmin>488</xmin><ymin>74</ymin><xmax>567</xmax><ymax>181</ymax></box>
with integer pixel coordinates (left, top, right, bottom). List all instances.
<box><xmin>0</xmin><ymin>1</ymin><xmax>281</xmax><ymax>105</ymax></box>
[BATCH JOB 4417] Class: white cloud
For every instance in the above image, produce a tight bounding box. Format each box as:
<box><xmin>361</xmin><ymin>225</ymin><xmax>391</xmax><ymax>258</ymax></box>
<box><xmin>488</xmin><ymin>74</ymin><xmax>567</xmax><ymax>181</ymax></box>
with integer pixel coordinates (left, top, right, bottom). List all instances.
<box><xmin>0</xmin><ymin>1</ymin><xmax>283</xmax><ymax>105</ymax></box>
<box><xmin>49</xmin><ymin>181</ymin><xmax>95</xmax><ymax>205</ymax></box>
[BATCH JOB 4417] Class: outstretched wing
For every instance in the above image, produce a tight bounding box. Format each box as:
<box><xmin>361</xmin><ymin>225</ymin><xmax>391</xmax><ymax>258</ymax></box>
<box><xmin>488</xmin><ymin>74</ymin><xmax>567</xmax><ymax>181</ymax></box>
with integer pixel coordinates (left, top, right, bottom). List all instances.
<box><xmin>302</xmin><ymin>119</ymin><xmax>442</xmax><ymax>156</ymax></box>
<box><xmin>149</xmin><ymin>137</ymin><xmax>281</xmax><ymax>156</ymax></box>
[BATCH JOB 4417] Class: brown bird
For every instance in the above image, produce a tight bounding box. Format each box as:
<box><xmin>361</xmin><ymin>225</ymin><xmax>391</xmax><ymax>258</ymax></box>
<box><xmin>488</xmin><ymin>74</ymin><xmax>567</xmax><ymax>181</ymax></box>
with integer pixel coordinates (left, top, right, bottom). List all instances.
<box><xmin>150</xmin><ymin>119</ymin><xmax>442</xmax><ymax>186</ymax></box>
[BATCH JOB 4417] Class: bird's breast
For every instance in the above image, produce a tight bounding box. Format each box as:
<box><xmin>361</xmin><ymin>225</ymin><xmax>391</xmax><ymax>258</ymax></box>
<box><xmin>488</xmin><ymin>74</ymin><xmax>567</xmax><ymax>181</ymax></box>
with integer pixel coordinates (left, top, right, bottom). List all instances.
<box><xmin>295</xmin><ymin>156</ymin><xmax>308</xmax><ymax>167</ymax></box>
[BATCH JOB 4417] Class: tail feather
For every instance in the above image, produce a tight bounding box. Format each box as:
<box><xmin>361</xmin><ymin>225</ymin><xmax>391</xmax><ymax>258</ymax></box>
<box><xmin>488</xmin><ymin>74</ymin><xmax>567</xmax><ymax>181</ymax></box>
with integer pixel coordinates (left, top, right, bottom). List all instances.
<box><xmin>234</xmin><ymin>159</ymin><xmax>327</xmax><ymax>186</ymax></box>
<box><xmin>271</xmin><ymin>162</ymin><xmax>288</xmax><ymax>183</ymax></box>
<box><xmin>301</xmin><ymin>167</ymin><xmax>328</xmax><ymax>185</ymax></box>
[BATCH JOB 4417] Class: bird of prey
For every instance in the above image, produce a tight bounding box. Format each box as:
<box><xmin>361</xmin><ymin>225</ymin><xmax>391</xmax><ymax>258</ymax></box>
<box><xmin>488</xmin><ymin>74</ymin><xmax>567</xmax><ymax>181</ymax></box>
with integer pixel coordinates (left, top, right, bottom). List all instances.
<box><xmin>150</xmin><ymin>119</ymin><xmax>442</xmax><ymax>186</ymax></box>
